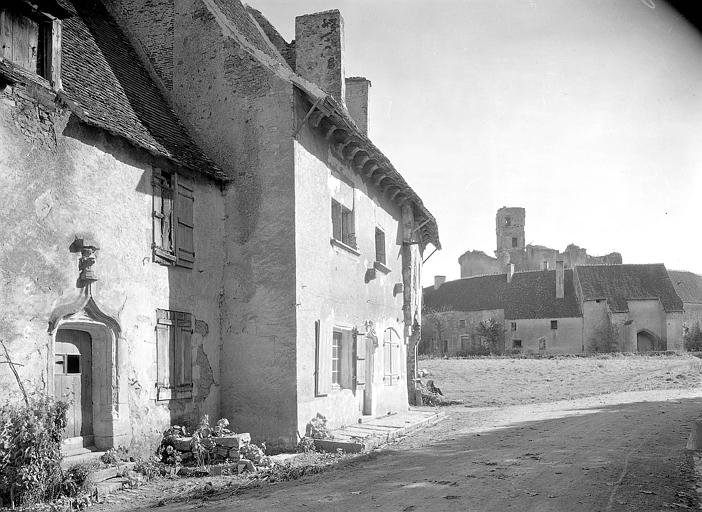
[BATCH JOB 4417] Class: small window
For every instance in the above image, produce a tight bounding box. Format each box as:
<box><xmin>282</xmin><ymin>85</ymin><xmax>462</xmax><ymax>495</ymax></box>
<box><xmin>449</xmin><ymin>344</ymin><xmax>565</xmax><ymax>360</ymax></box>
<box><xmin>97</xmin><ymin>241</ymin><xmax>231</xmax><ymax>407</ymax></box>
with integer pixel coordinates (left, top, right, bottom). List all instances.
<box><xmin>0</xmin><ymin>8</ymin><xmax>54</xmax><ymax>80</ymax></box>
<box><xmin>505</xmin><ymin>216</ymin><xmax>511</xmax><ymax>226</ymax></box>
<box><xmin>331</xmin><ymin>331</ymin><xmax>342</xmax><ymax>387</ymax></box>
<box><xmin>153</xmin><ymin>168</ymin><xmax>195</xmax><ymax>268</ymax></box>
<box><xmin>550</xmin><ymin>320</ymin><xmax>558</xmax><ymax>330</ymax></box>
<box><xmin>511</xmin><ymin>322</ymin><xmax>517</xmax><ymax>331</ymax></box>
<box><xmin>459</xmin><ymin>319</ymin><xmax>466</xmax><ymax>329</ymax></box>
<box><xmin>156</xmin><ymin>309</ymin><xmax>193</xmax><ymax>400</ymax></box>
<box><xmin>331</xmin><ymin>199</ymin><xmax>356</xmax><ymax>249</ymax></box>
<box><xmin>596</xmin><ymin>299</ymin><xmax>604</xmax><ymax>303</ymax></box>
<box><xmin>511</xmin><ymin>237</ymin><xmax>518</xmax><ymax>248</ymax></box>
<box><xmin>66</xmin><ymin>354</ymin><xmax>80</xmax><ymax>374</ymax></box>
<box><xmin>513</xmin><ymin>339</ymin><xmax>522</xmax><ymax>348</ymax></box>
<box><xmin>375</xmin><ymin>227</ymin><xmax>386</xmax><ymax>265</ymax></box>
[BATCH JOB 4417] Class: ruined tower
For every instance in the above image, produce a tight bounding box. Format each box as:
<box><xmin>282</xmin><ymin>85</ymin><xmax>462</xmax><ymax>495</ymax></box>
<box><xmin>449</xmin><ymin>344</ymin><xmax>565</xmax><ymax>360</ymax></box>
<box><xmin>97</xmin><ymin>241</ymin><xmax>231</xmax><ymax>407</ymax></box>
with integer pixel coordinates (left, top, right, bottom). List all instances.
<box><xmin>496</xmin><ymin>207</ymin><xmax>525</xmax><ymax>255</ymax></box>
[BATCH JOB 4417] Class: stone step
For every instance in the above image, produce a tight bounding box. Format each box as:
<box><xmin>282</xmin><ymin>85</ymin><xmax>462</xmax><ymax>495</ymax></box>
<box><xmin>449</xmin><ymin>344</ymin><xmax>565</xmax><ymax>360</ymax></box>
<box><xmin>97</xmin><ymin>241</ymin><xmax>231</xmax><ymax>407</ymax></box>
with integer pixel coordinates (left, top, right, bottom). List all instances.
<box><xmin>61</xmin><ymin>448</ymin><xmax>104</xmax><ymax>469</ymax></box>
<box><xmin>88</xmin><ymin>462</ymin><xmax>135</xmax><ymax>484</ymax></box>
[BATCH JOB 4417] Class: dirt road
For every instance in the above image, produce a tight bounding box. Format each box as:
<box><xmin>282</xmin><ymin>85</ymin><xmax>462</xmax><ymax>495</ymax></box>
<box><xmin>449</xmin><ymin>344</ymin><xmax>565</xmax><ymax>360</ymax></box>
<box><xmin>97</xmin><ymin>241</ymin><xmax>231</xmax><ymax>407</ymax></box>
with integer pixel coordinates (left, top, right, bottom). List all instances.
<box><xmin>144</xmin><ymin>388</ymin><xmax>701</xmax><ymax>512</ymax></box>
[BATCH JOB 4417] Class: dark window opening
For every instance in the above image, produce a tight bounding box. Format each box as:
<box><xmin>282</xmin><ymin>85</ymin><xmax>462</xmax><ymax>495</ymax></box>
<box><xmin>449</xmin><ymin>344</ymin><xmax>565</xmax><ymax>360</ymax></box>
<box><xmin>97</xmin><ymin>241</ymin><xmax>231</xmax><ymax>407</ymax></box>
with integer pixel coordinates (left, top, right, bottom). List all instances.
<box><xmin>513</xmin><ymin>339</ymin><xmax>522</xmax><ymax>348</ymax></box>
<box><xmin>505</xmin><ymin>216</ymin><xmax>511</xmax><ymax>226</ymax></box>
<box><xmin>375</xmin><ymin>227</ymin><xmax>386</xmax><ymax>264</ymax></box>
<box><xmin>331</xmin><ymin>199</ymin><xmax>356</xmax><ymax>249</ymax></box>
<box><xmin>511</xmin><ymin>237</ymin><xmax>518</xmax><ymax>248</ymax></box>
<box><xmin>66</xmin><ymin>354</ymin><xmax>80</xmax><ymax>374</ymax></box>
<box><xmin>511</xmin><ymin>322</ymin><xmax>517</xmax><ymax>331</ymax></box>
<box><xmin>459</xmin><ymin>319</ymin><xmax>466</xmax><ymax>329</ymax></box>
<box><xmin>550</xmin><ymin>320</ymin><xmax>558</xmax><ymax>330</ymax></box>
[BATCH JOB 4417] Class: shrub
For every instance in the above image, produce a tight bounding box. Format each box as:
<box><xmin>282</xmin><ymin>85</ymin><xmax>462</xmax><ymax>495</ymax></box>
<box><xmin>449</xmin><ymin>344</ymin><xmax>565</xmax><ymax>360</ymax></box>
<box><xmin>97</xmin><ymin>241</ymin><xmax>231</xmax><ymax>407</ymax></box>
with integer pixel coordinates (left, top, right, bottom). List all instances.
<box><xmin>684</xmin><ymin>323</ymin><xmax>702</xmax><ymax>352</ymax></box>
<box><xmin>0</xmin><ymin>395</ymin><xmax>68</xmax><ymax>507</ymax></box>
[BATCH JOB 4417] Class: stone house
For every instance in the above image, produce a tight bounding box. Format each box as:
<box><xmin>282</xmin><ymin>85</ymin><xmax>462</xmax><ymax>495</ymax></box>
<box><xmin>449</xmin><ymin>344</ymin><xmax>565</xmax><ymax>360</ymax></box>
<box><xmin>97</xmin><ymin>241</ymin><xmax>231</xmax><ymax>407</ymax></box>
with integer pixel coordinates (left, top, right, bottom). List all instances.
<box><xmin>0</xmin><ymin>0</ymin><xmax>439</xmax><ymax>454</ymax></box>
<box><xmin>668</xmin><ymin>270</ymin><xmax>702</xmax><ymax>336</ymax></box>
<box><xmin>423</xmin><ymin>263</ymin><xmax>683</xmax><ymax>356</ymax></box>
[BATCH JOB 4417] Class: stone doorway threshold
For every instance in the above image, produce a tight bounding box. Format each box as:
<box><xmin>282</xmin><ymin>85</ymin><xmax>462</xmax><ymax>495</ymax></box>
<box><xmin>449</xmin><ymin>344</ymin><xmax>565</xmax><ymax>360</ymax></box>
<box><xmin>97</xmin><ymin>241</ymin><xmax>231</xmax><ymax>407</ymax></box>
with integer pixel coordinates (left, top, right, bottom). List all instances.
<box><xmin>314</xmin><ymin>407</ymin><xmax>446</xmax><ymax>453</ymax></box>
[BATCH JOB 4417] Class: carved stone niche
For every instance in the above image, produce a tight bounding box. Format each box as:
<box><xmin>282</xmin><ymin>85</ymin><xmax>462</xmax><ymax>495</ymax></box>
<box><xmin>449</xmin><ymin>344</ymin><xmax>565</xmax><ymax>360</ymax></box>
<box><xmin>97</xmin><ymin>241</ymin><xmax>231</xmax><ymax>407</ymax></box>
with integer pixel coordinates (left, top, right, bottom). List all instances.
<box><xmin>69</xmin><ymin>236</ymin><xmax>99</xmax><ymax>288</ymax></box>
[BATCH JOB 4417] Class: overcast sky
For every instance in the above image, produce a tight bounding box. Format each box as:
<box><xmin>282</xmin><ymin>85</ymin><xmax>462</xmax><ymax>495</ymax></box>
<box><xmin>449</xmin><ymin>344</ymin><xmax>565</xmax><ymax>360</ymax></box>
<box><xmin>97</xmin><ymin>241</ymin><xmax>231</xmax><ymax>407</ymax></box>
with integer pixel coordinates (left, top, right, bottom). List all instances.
<box><xmin>249</xmin><ymin>0</ymin><xmax>702</xmax><ymax>284</ymax></box>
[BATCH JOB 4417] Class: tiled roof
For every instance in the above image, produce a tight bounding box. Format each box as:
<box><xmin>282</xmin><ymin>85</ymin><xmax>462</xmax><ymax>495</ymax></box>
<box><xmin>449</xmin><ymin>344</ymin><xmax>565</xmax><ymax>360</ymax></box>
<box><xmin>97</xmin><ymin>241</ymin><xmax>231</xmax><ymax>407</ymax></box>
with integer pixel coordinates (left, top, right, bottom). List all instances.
<box><xmin>423</xmin><ymin>269</ymin><xmax>581</xmax><ymax>320</ymax></box>
<box><xmin>60</xmin><ymin>0</ymin><xmax>225</xmax><ymax>180</ymax></box>
<box><xmin>668</xmin><ymin>270</ymin><xmax>702</xmax><ymax>304</ymax></box>
<box><xmin>423</xmin><ymin>274</ymin><xmax>507</xmax><ymax>313</ymax></box>
<box><xmin>504</xmin><ymin>269</ymin><xmax>581</xmax><ymax>320</ymax></box>
<box><xmin>576</xmin><ymin>264</ymin><xmax>683</xmax><ymax>313</ymax></box>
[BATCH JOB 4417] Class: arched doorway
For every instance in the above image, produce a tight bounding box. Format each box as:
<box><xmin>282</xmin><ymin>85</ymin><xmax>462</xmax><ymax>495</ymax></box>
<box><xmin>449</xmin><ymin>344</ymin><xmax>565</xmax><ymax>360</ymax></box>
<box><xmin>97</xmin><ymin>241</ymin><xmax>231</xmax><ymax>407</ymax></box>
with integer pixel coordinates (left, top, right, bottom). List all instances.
<box><xmin>54</xmin><ymin>329</ymin><xmax>93</xmax><ymax>440</ymax></box>
<box><xmin>637</xmin><ymin>330</ymin><xmax>656</xmax><ymax>352</ymax></box>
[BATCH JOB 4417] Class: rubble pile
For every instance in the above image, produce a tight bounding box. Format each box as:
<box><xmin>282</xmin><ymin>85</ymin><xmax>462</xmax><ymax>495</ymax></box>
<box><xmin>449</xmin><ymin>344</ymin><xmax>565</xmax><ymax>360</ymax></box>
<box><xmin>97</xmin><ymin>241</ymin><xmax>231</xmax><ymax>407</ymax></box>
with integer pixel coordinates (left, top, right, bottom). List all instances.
<box><xmin>159</xmin><ymin>416</ymin><xmax>271</xmax><ymax>474</ymax></box>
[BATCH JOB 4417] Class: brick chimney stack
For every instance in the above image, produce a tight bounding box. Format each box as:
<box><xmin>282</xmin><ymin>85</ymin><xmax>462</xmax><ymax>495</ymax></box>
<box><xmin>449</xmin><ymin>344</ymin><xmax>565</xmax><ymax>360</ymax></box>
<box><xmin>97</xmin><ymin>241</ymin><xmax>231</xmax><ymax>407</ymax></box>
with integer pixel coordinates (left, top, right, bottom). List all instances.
<box><xmin>295</xmin><ymin>10</ymin><xmax>346</xmax><ymax>105</ymax></box>
<box><xmin>556</xmin><ymin>259</ymin><xmax>565</xmax><ymax>299</ymax></box>
<box><xmin>345</xmin><ymin>77</ymin><xmax>370</xmax><ymax>135</ymax></box>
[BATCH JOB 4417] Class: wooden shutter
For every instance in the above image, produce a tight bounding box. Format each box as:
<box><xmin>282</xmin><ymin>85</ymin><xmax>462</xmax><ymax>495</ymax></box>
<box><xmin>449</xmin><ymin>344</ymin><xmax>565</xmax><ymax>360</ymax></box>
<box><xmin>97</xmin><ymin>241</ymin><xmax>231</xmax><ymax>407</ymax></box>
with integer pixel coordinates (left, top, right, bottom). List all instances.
<box><xmin>315</xmin><ymin>320</ymin><xmax>331</xmax><ymax>396</ymax></box>
<box><xmin>375</xmin><ymin>228</ymin><xmax>385</xmax><ymax>264</ymax></box>
<box><xmin>354</xmin><ymin>335</ymin><xmax>366</xmax><ymax>387</ymax></box>
<box><xmin>331</xmin><ymin>200</ymin><xmax>341</xmax><ymax>241</ymax></box>
<box><xmin>176</xmin><ymin>312</ymin><xmax>192</xmax><ymax>386</ymax></box>
<box><xmin>176</xmin><ymin>175</ymin><xmax>195</xmax><ymax>268</ymax></box>
<box><xmin>156</xmin><ymin>314</ymin><xmax>175</xmax><ymax>388</ymax></box>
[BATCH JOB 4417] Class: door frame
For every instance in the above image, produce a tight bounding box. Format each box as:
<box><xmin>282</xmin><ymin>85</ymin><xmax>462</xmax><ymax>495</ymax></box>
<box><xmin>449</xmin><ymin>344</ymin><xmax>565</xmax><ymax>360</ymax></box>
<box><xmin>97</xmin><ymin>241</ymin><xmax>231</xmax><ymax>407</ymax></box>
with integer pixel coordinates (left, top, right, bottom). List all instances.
<box><xmin>49</xmin><ymin>304</ymin><xmax>129</xmax><ymax>450</ymax></box>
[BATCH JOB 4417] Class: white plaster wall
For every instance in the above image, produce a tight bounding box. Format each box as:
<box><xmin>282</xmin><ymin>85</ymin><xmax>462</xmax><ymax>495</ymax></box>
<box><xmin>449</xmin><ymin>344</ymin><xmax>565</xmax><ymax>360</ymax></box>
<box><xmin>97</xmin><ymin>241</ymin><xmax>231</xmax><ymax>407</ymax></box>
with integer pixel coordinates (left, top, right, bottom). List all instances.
<box><xmin>508</xmin><ymin>317</ymin><xmax>583</xmax><ymax>354</ymax></box>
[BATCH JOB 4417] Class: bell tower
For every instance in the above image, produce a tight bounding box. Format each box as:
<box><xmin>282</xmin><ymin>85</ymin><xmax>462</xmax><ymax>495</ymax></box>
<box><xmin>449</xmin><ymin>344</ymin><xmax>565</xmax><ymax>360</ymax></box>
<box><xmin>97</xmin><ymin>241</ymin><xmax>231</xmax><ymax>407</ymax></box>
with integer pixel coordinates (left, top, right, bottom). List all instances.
<box><xmin>496</xmin><ymin>207</ymin><xmax>525</xmax><ymax>255</ymax></box>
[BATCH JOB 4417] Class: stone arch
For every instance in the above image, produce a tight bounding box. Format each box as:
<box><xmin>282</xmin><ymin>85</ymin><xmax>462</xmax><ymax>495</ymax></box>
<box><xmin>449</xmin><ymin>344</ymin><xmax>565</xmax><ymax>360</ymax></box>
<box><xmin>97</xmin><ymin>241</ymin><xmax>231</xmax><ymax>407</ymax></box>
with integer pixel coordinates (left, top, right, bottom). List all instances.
<box><xmin>636</xmin><ymin>329</ymin><xmax>657</xmax><ymax>353</ymax></box>
<box><xmin>48</xmin><ymin>290</ymin><xmax>130</xmax><ymax>450</ymax></box>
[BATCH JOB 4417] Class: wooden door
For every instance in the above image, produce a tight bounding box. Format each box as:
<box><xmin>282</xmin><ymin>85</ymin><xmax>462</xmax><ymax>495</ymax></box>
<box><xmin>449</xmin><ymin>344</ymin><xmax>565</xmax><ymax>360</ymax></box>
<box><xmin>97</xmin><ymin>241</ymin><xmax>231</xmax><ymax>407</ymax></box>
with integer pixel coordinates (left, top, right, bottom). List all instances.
<box><xmin>54</xmin><ymin>329</ymin><xmax>93</xmax><ymax>438</ymax></box>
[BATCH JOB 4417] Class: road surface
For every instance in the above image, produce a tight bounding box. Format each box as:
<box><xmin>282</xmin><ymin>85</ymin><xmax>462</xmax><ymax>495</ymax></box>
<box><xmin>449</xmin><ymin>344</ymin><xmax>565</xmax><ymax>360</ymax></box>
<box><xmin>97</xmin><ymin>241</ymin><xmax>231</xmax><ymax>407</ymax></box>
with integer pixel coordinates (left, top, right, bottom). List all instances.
<box><xmin>129</xmin><ymin>389</ymin><xmax>701</xmax><ymax>512</ymax></box>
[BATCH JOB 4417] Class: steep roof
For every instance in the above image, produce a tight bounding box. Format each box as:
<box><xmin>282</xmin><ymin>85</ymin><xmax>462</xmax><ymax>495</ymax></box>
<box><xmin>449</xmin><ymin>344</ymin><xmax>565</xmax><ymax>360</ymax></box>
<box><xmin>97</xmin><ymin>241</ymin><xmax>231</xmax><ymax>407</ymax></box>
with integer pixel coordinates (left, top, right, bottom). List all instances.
<box><xmin>204</xmin><ymin>0</ymin><xmax>440</xmax><ymax>249</ymax></box>
<box><xmin>576</xmin><ymin>264</ymin><xmax>683</xmax><ymax>313</ymax></box>
<box><xmin>668</xmin><ymin>270</ymin><xmax>702</xmax><ymax>304</ymax></box>
<box><xmin>423</xmin><ymin>269</ymin><xmax>580</xmax><ymax>320</ymax></box>
<box><xmin>504</xmin><ymin>269</ymin><xmax>581</xmax><ymax>320</ymax></box>
<box><xmin>59</xmin><ymin>0</ymin><xmax>225</xmax><ymax>180</ymax></box>
<box><xmin>423</xmin><ymin>274</ymin><xmax>507</xmax><ymax>313</ymax></box>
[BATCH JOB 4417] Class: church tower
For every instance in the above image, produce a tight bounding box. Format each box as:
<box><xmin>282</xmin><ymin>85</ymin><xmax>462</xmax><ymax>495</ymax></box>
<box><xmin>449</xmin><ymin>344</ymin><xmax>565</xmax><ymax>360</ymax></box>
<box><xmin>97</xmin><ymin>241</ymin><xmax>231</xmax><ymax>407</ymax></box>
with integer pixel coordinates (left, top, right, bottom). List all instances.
<box><xmin>496</xmin><ymin>207</ymin><xmax>525</xmax><ymax>255</ymax></box>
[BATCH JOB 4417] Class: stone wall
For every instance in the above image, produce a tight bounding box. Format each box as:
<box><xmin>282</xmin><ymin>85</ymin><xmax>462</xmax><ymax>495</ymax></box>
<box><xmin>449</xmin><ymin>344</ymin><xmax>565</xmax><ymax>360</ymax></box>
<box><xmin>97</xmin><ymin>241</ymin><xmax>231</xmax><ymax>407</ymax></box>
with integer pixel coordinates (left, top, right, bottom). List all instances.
<box><xmin>507</xmin><ymin>317</ymin><xmax>583</xmax><ymax>354</ymax></box>
<box><xmin>168</xmin><ymin>0</ymin><xmax>299</xmax><ymax>448</ymax></box>
<box><xmin>293</xmin><ymin>96</ymin><xmax>409</xmax><ymax>433</ymax></box>
<box><xmin>0</xmin><ymin>82</ymin><xmax>224</xmax><ymax>454</ymax></box>
<box><xmin>421</xmin><ymin>309</ymin><xmax>505</xmax><ymax>355</ymax></box>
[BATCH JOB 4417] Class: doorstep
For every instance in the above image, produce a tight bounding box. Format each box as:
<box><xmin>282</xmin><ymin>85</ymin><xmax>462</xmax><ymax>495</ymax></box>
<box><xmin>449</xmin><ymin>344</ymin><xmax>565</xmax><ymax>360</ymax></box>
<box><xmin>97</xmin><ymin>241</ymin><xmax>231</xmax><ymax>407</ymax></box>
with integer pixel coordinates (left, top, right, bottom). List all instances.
<box><xmin>314</xmin><ymin>407</ymin><xmax>446</xmax><ymax>453</ymax></box>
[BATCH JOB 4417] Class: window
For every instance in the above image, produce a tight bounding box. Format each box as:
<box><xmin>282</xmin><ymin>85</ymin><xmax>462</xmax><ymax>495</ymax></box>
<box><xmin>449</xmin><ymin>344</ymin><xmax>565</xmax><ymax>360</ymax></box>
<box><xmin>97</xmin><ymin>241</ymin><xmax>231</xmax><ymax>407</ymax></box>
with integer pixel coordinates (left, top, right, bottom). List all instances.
<box><xmin>511</xmin><ymin>321</ymin><xmax>517</xmax><ymax>331</ymax></box>
<box><xmin>55</xmin><ymin>354</ymin><xmax>80</xmax><ymax>375</ymax></box>
<box><xmin>155</xmin><ymin>309</ymin><xmax>193</xmax><ymax>400</ymax></box>
<box><xmin>153</xmin><ymin>168</ymin><xmax>195</xmax><ymax>268</ymax></box>
<box><xmin>331</xmin><ymin>199</ymin><xmax>356</xmax><ymax>249</ymax></box>
<box><xmin>505</xmin><ymin>216</ymin><xmax>511</xmax><ymax>226</ymax></box>
<box><xmin>550</xmin><ymin>320</ymin><xmax>558</xmax><ymax>330</ymax></box>
<box><xmin>375</xmin><ymin>228</ymin><xmax>386</xmax><ymax>265</ymax></box>
<box><xmin>511</xmin><ymin>237</ymin><xmax>518</xmax><ymax>248</ymax></box>
<box><xmin>513</xmin><ymin>339</ymin><xmax>522</xmax><ymax>349</ymax></box>
<box><xmin>0</xmin><ymin>8</ymin><xmax>53</xmax><ymax>80</ymax></box>
<box><xmin>383</xmin><ymin>330</ymin><xmax>401</xmax><ymax>385</ymax></box>
<box><xmin>331</xmin><ymin>331</ymin><xmax>342</xmax><ymax>387</ymax></box>
<box><xmin>459</xmin><ymin>319</ymin><xmax>466</xmax><ymax>329</ymax></box>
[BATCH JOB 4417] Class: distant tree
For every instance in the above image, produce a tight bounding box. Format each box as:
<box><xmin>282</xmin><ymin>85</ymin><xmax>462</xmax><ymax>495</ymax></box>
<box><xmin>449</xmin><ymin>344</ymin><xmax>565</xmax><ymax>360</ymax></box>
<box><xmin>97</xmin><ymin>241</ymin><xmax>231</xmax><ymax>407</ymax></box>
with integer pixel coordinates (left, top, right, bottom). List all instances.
<box><xmin>422</xmin><ymin>305</ymin><xmax>451</xmax><ymax>356</ymax></box>
<box><xmin>684</xmin><ymin>322</ymin><xmax>702</xmax><ymax>352</ymax></box>
<box><xmin>475</xmin><ymin>318</ymin><xmax>504</xmax><ymax>354</ymax></box>
<box><xmin>589</xmin><ymin>321</ymin><xmax>619</xmax><ymax>353</ymax></box>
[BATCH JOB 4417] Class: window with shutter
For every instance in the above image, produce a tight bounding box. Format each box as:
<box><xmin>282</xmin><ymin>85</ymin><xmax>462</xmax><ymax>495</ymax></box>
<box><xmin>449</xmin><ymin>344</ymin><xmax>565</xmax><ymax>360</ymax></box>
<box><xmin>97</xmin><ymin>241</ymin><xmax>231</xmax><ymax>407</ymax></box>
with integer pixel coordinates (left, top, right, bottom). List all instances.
<box><xmin>156</xmin><ymin>309</ymin><xmax>193</xmax><ymax>401</ymax></box>
<box><xmin>375</xmin><ymin>228</ymin><xmax>386</xmax><ymax>265</ymax></box>
<box><xmin>152</xmin><ymin>168</ymin><xmax>195</xmax><ymax>268</ymax></box>
<box><xmin>383</xmin><ymin>329</ymin><xmax>401</xmax><ymax>386</ymax></box>
<box><xmin>330</xmin><ymin>199</ymin><xmax>356</xmax><ymax>250</ymax></box>
<box><xmin>0</xmin><ymin>8</ymin><xmax>53</xmax><ymax>80</ymax></box>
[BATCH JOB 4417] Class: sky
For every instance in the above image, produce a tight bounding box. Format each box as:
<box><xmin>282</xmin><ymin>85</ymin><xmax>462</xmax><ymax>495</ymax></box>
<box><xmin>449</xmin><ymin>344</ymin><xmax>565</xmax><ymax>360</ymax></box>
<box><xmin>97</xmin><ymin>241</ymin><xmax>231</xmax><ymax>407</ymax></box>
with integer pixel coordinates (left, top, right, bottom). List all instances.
<box><xmin>248</xmin><ymin>0</ymin><xmax>702</xmax><ymax>285</ymax></box>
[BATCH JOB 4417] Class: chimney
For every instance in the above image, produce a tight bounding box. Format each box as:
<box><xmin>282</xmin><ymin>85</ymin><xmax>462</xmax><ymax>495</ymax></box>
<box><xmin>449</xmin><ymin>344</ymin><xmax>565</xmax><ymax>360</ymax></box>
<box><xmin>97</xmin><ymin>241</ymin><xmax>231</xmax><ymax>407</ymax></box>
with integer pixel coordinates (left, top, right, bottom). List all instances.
<box><xmin>556</xmin><ymin>259</ymin><xmax>564</xmax><ymax>299</ymax></box>
<box><xmin>434</xmin><ymin>275</ymin><xmax>446</xmax><ymax>290</ymax></box>
<box><xmin>295</xmin><ymin>10</ymin><xmax>346</xmax><ymax>105</ymax></box>
<box><xmin>507</xmin><ymin>264</ymin><xmax>515</xmax><ymax>283</ymax></box>
<box><xmin>345</xmin><ymin>77</ymin><xmax>370</xmax><ymax>135</ymax></box>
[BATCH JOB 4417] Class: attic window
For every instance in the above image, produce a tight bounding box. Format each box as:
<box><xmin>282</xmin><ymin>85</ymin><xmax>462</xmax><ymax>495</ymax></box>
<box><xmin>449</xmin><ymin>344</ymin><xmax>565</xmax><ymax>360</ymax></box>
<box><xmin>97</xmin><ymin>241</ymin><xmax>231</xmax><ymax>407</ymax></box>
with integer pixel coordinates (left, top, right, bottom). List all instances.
<box><xmin>0</xmin><ymin>8</ymin><xmax>59</xmax><ymax>84</ymax></box>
